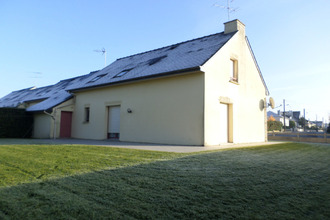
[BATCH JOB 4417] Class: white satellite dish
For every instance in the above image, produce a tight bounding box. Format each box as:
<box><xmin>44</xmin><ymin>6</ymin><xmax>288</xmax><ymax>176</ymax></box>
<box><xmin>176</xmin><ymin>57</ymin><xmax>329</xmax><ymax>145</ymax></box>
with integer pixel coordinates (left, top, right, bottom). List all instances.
<box><xmin>268</xmin><ymin>97</ymin><xmax>275</xmax><ymax>109</ymax></box>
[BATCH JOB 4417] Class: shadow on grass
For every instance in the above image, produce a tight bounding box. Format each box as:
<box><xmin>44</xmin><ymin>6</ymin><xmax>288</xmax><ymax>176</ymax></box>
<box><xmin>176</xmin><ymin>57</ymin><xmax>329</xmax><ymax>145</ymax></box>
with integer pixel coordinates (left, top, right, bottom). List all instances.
<box><xmin>0</xmin><ymin>144</ymin><xmax>329</xmax><ymax>219</ymax></box>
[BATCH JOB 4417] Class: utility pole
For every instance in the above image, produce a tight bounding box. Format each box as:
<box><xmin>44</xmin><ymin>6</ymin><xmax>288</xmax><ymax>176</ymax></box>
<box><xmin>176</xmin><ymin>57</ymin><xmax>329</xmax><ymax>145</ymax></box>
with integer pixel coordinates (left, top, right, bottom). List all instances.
<box><xmin>283</xmin><ymin>99</ymin><xmax>286</xmax><ymax>131</ymax></box>
<box><xmin>304</xmin><ymin>108</ymin><xmax>306</xmax><ymax>132</ymax></box>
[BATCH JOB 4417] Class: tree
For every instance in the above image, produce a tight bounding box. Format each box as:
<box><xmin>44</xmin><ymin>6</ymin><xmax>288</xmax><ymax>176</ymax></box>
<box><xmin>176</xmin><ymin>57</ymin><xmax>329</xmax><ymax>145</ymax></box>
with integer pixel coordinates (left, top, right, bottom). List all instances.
<box><xmin>289</xmin><ymin>120</ymin><xmax>296</xmax><ymax>129</ymax></box>
<box><xmin>268</xmin><ymin>115</ymin><xmax>276</xmax><ymax>121</ymax></box>
<box><xmin>298</xmin><ymin>117</ymin><xmax>306</xmax><ymax>127</ymax></box>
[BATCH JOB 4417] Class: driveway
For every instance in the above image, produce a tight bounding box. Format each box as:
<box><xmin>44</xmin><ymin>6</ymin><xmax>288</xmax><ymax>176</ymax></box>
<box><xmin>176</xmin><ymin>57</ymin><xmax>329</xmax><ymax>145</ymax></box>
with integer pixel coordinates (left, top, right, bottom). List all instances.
<box><xmin>0</xmin><ymin>138</ymin><xmax>285</xmax><ymax>153</ymax></box>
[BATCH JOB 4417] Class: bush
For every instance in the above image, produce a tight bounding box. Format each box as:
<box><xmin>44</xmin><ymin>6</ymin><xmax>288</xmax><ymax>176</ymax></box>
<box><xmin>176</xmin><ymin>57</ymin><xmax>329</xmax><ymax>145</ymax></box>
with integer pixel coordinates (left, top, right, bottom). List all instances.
<box><xmin>289</xmin><ymin>120</ymin><xmax>296</xmax><ymax>129</ymax></box>
<box><xmin>0</xmin><ymin>108</ymin><xmax>33</xmax><ymax>138</ymax></box>
<box><xmin>267</xmin><ymin>120</ymin><xmax>283</xmax><ymax>131</ymax></box>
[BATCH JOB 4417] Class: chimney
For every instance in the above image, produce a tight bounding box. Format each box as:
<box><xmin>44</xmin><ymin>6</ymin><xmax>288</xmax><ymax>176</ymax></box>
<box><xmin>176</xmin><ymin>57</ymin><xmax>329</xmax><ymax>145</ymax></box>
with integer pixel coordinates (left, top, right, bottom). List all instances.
<box><xmin>224</xmin><ymin>19</ymin><xmax>245</xmax><ymax>36</ymax></box>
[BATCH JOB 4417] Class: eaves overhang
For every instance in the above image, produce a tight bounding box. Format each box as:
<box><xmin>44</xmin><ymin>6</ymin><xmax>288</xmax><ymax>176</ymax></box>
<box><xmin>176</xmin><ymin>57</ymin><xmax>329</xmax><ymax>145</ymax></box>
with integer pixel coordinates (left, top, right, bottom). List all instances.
<box><xmin>68</xmin><ymin>66</ymin><xmax>202</xmax><ymax>93</ymax></box>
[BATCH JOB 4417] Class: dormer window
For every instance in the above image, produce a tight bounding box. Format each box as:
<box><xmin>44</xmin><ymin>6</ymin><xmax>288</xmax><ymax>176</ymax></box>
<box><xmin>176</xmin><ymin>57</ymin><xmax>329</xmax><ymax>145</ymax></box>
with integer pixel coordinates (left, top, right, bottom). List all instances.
<box><xmin>114</xmin><ymin>69</ymin><xmax>132</xmax><ymax>78</ymax></box>
<box><xmin>88</xmin><ymin>74</ymin><xmax>106</xmax><ymax>83</ymax></box>
<box><xmin>230</xmin><ymin>59</ymin><xmax>238</xmax><ymax>83</ymax></box>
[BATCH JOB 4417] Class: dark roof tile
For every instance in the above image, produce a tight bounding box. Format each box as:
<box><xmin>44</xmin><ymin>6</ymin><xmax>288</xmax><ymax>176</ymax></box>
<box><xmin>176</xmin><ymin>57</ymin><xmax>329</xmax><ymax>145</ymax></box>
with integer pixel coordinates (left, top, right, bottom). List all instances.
<box><xmin>68</xmin><ymin>31</ymin><xmax>236</xmax><ymax>91</ymax></box>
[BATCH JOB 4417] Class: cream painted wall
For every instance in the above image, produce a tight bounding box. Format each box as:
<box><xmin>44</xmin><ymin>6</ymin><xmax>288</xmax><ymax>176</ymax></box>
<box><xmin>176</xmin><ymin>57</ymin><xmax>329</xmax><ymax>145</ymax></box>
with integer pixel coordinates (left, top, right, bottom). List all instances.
<box><xmin>33</xmin><ymin>113</ymin><xmax>51</xmax><ymax>138</ymax></box>
<box><xmin>202</xmin><ymin>27</ymin><xmax>267</xmax><ymax>145</ymax></box>
<box><xmin>50</xmin><ymin>99</ymin><xmax>75</xmax><ymax>139</ymax></box>
<box><xmin>71</xmin><ymin>73</ymin><xmax>204</xmax><ymax>145</ymax></box>
<box><xmin>31</xmin><ymin>99</ymin><xmax>74</xmax><ymax>139</ymax></box>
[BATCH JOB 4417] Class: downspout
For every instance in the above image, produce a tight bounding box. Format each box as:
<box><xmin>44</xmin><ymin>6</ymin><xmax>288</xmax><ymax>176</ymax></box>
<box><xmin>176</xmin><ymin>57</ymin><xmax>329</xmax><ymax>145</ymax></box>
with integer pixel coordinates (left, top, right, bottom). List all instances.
<box><xmin>43</xmin><ymin>110</ymin><xmax>57</xmax><ymax>139</ymax></box>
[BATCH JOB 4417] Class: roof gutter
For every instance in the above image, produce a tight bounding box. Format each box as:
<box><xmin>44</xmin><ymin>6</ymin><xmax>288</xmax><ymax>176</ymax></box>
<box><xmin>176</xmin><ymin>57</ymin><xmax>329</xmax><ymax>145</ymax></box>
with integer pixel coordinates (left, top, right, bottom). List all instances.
<box><xmin>68</xmin><ymin>66</ymin><xmax>202</xmax><ymax>93</ymax></box>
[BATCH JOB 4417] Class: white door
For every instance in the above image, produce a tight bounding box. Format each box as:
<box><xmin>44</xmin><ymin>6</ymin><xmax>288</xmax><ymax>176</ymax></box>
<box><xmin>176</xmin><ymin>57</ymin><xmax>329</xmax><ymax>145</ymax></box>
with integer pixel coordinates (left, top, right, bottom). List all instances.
<box><xmin>108</xmin><ymin>106</ymin><xmax>120</xmax><ymax>139</ymax></box>
<box><xmin>219</xmin><ymin>103</ymin><xmax>229</xmax><ymax>143</ymax></box>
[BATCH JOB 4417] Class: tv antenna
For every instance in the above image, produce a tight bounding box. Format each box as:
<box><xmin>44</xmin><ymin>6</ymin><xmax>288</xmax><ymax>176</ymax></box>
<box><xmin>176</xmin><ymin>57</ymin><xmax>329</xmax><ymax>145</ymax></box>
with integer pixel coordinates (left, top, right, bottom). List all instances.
<box><xmin>214</xmin><ymin>0</ymin><xmax>239</xmax><ymax>21</ymax></box>
<box><xmin>94</xmin><ymin>47</ymin><xmax>107</xmax><ymax>67</ymax></box>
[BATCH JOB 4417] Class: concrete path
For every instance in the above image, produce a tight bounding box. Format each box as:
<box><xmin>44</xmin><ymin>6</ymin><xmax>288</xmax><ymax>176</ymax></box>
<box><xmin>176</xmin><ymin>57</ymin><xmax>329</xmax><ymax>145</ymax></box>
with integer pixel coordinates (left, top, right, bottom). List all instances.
<box><xmin>0</xmin><ymin>138</ymin><xmax>285</xmax><ymax>153</ymax></box>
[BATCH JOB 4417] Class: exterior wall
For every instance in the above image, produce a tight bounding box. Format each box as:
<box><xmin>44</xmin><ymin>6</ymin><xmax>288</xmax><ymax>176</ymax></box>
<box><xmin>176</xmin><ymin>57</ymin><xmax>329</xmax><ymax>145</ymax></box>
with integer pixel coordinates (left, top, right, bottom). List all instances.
<box><xmin>32</xmin><ymin>99</ymin><xmax>74</xmax><ymax>139</ymax></box>
<box><xmin>51</xmin><ymin>99</ymin><xmax>75</xmax><ymax>139</ymax></box>
<box><xmin>279</xmin><ymin>117</ymin><xmax>290</xmax><ymax>127</ymax></box>
<box><xmin>202</xmin><ymin>30</ymin><xmax>267</xmax><ymax>145</ymax></box>
<box><xmin>33</xmin><ymin>113</ymin><xmax>51</xmax><ymax>138</ymax></box>
<box><xmin>71</xmin><ymin>73</ymin><xmax>204</xmax><ymax>145</ymax></box>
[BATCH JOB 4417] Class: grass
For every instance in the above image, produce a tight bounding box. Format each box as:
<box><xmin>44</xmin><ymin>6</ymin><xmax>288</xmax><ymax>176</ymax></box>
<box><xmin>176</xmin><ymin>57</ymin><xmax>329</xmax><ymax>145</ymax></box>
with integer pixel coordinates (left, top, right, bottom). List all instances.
<box><xmin>0</xmin><ymin>143</ymin><xmax>329</xmax><ymax>219</ymax></box>
<box><xmin>0</xmin><ymin>144</ymin><xmax>182</xmax><ymax>187</ymax></box>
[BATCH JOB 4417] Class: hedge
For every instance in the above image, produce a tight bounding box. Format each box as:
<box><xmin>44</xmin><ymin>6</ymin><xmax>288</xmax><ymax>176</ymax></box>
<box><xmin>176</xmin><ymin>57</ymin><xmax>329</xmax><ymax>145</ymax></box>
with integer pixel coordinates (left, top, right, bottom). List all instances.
<box><xmin>0</xmin><ymin>108</ymin><xmax>33</xmax><ymax>138</ymax></box>
<box><xmin>267</xmin><ymin>120</ymin><xmax>283</xmax><ymax>131</ymax></box>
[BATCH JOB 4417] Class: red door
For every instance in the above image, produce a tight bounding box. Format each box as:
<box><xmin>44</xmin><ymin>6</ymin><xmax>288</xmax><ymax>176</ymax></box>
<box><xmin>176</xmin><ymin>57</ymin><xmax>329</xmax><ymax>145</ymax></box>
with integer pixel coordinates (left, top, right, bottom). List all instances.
<box><xmin>60</xmin><ymin>111</ymin><xmax>72</xmax><ymax>138</ymax></box>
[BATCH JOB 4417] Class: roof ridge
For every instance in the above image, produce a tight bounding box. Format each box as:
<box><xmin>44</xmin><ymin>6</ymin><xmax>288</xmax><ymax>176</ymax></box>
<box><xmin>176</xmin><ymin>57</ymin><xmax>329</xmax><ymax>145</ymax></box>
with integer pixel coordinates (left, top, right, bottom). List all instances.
<box><xmin>12</xmin><ymin>86</ymin><xmax>37</xmax><ymax>92</ymax></box>
<box><xmin>116</xmin><ymin>31</ymin><xmax>225</xmax><ymax>61</ymax></box>
<box><xmin>58</xmin><ymin>70</ymin><xmax>99</xmax><ymax>83</ymax></box>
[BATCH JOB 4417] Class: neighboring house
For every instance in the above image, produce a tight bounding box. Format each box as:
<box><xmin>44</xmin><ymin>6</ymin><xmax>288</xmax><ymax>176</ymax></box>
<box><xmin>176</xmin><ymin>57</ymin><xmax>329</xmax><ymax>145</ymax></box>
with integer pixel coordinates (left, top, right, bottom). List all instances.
<box><xmin>277</xmin><ymin>110</ymin><xmax>300</xmax><ymax>127</ymax></box>
<box><xmin>267</xmin><ymin>111</ymin><xmax>289</xmax><ymax>126</ymax></box>
<box><xmin>310</xmin><ymin>121</ymin><xmax>324</xmax><ymax>128</ymax></box>
<box><xmin>0</xmin><ymin>20</ymin><xmax>269</xmax><ymax>146</ymax></box>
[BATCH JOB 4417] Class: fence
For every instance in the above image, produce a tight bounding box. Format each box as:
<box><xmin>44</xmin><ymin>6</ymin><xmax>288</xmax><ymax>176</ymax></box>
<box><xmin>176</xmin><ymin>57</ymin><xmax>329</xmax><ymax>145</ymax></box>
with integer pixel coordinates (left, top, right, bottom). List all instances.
<box><xmin>0</xmin><ymin>108</ymin><xmax>33</xmax><ymax>138</ymax></box>
<box><xmin>268</xmin><ymin>131</ymin><xmax>330</xmax><ymax>143</ymax></box>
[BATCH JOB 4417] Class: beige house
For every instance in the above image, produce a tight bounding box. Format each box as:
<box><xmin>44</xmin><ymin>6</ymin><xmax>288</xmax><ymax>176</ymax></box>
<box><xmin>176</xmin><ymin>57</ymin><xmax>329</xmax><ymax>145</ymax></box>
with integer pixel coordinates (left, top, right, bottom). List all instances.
<box><xmin>68</xmin><ymin>19</ymin><xmax>269</xmax><ymax>145</ymax></box>
<box><xmin>0</xmin><ymin>19</ymin><xmax>269</xmax><ymax>146</ymax></box>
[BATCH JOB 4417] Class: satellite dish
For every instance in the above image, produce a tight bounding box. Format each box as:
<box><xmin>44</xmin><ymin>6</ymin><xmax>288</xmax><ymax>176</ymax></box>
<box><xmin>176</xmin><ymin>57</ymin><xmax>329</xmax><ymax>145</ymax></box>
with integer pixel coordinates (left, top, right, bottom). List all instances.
<box><xmin>268</xmin><ymin>97</ymin><xmax>275</xmax><ymax>109</ymax></box>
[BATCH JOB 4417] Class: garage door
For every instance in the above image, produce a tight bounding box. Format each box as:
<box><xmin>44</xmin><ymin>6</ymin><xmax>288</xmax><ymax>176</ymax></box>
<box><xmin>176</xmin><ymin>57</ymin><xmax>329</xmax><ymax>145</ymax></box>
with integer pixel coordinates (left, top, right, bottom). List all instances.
<box><xmin>219</xmin><ymin>103</ymin><xmax>229</xmax><ymax>143</ymax></box>
<box><xmin>108</xmin><ymin>106</ymin><xmax>120</xmax><ymax>139</ymax></box>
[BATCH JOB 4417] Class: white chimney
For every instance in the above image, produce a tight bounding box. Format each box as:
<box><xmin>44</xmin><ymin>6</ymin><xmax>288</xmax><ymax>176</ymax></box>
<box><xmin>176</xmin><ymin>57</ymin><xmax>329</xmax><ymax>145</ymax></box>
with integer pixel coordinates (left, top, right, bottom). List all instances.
<box><xmin>224</xmin><ymin>19</ymin><xmax>245</xmax><ymax>36</ymax></box>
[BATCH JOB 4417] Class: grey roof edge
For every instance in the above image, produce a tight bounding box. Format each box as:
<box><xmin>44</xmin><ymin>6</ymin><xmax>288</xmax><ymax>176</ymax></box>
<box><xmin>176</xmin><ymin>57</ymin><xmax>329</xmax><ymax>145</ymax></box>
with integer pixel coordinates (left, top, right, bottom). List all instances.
<box><xmin>201</xmin><ymin>31</ymin><xmax>238</xmax><ymax>66</ymax></box>
<box><xmin>11</xmin><ymin>86</ymin><xmax>36</xmax><ymax>93</ymax></box>
<box><xmin>58</xmin><ymin>70</ymin><xmax>100</xmax><ymax>83</ymax></box>
<box><xmin>26</xmin><ymin>94</ymin><xmax>73</xmax><ymax>112</ymax></box>
<box><xmin>116</xmin><ymin>32</ymin><xmax>228</xmax><ymax>61</ymax></box>
<box><xmin>245</xmin><ymin>36</ymin><xmax>270</xmax><ymax>96</ymax></box>
<box><xmin>24</xmin><ymin>98</ymin><xmax>47</xmax><ymax>103</ymax></box>
<box><xmin>68</xmin><ymin>66</ymin><xmax>202</xmax><ymax>93</ymax></box>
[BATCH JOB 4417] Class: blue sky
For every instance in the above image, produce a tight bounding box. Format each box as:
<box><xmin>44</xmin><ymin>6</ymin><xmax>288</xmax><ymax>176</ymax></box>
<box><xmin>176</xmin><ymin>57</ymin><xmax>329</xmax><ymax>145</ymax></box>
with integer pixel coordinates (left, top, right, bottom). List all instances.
<box><xmin>1</xmin><ymin>0</ymin><xmax>329</xmax><ymax>122</ymax></box>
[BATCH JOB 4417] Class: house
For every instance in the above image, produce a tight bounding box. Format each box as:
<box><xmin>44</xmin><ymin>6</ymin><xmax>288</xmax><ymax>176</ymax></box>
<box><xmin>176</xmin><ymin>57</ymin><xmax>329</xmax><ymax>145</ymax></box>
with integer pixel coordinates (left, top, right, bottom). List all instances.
<box><xmin>277</xmin><ymin>110</ymin><xmax>300</xmax><ymax>127</ymax></box>
<box><xmin>0</xmin><ymin>72</ymin><xmax>94</xmax><ymax>138</ymax></box>
<box><xmin>310</xmin><ymin>121</ymin><xmax>324</xmax><ymax>128</ymax></box>
<box><xmin>267</xmin><ymin>111</ymin><xmax>285</xmax><ymax>124</ymax></box>
<box><xmin>0</xmin><ymin>20</ymin><xmax>269</xmax><ymax>146</ymax></box>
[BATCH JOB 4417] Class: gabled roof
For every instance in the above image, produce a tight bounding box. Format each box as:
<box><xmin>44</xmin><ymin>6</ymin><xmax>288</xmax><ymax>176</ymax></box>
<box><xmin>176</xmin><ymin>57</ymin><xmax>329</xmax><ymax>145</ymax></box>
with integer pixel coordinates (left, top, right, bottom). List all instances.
<box><xmin>267</xmin><ymin>111</ymin><xmax>281</xmax><ymax>117</ymax></box>
<box><xmin>245</xmin><ymin>37</ymin><xmax>269</xmax><ymax>96</ymax></box>
<box><xmin>0</xmin><ymin>87</ymin><xmax>37</xmax><ymax>108</ymax></box>
<box><xmin>0</xmin><ymin>72</ymin><xmax>94</xmax><ymax>111</ymax></box>
<box><xmin>67</xmin><ymin>31</ymin><xmax>236</xmax><ymax>91</ymax></box>
<box><xmin>26</xmin><ymin>90</ymin><xmax>72</xmax><ymax>112</ymax></box>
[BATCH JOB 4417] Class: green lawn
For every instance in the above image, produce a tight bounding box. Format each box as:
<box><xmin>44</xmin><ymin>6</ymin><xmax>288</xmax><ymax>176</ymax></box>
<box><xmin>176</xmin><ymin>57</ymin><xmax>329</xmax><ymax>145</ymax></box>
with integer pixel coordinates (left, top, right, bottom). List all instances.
<box><xmin>0</xmin><ymin>144</ymin><xmax>182</xmax><ymax>187</ymax></box>
<box><xmin>0</xmin><ymin>143</ymin><xmax>329</xmax><ymax>219</ymax></box>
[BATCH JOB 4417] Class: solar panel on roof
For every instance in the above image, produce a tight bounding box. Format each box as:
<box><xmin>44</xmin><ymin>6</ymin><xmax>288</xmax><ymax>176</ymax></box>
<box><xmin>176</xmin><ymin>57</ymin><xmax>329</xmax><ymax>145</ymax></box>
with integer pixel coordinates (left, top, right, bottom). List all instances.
<box><xmin>88</xmin><ymin>74</ymin><xmax>106</xmax><ymax>83</ymax></box>
<box><xmin>148</xmin><ymin>55</ymin><xmax>167</xmax><ymax>66</ymax></box>
<box><xmin>114</xmin><ymin>68</ymin><xmax>133</xmax><ymax>78</ymax></box>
